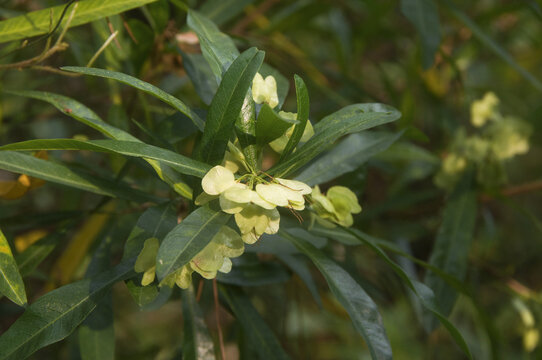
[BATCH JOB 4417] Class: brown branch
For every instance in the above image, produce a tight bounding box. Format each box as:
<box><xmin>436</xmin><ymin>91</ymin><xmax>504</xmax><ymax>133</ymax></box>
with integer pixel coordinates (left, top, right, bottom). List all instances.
<box><xmin>481</xmin><ymin>179</ymin><xmax>542</xmax><ymax>202</ymax></box>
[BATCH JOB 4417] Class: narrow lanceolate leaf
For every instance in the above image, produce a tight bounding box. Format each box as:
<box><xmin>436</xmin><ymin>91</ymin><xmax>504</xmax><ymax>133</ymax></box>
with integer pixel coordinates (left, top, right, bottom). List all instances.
<box><xmin>280</xmin><ymin>75</ymin><xmax>309</xmax><ymax>161</ymax></box>
<box><xmin>155</xmin><ymin>205</ymin><xmax>230</xmax><ymax>280</ymax></box>
<box><xmin>5</xmin><ymin>90</ymin><xmax>138</xmax><ymax>141</ymax></box>
<box><xmin>6</xmin><ymin>90</ymin><xmax>193</xmax><ymax>199</ymax></box>
<box><xmin>0</xmin><ymin>0</ymin><xmax>158</xmax><ymax>44</ymax></box>
<box><xmin>424</xmin><ymin>172</ymin><xmax>477</xmax><ymax>330</ymax></box>
<box><xmin>276</xmin><ymin>254</ymin><xmax>323</xmax><ymax>307</ymax></box>
<box><xmin>235</xmin><ymin>92</ymin><xmax>259</xmax><ymax>171</ymax></box>
<box><xmin>0</xmin><ymin>229</ymin><xmax>26</xmax><ymax>306</ymax></box>
<box><xmin>339</xmin><ymin>228</ymin><xmax>472</xmax><ymax>359</ymax></box>
<box><xmin>0</xmin><ymin>262</ymin><xmax>133</xmax><ymax>360</ymax></box>
<box><xmin>441</xmin><ymin>0</ymin><xmax>542</xmax><ymax>92</ymax></box>
<box><xmin>281</xmin><ymin>230</ymin><xmax>392</xmax><ymax>360</ymax></box>
<box><xmin>182</xmin><ymin>286</ymin><xmax>216</xmax><ymax>360</ymax></box>
<box><xmin>79</xmin><ymin>237</ymin><xmax>115</xmax><ymax>360</ymax></box>
<box><xmin>220</xmin><ymin>285</ymin><xmax>291</xmax><ymax>360</ymax></box>
<box><xmin>270</xmin><ymin>103</ymin><xmax>401</xmax><ymax>178</ymax></box>
<box><xmin>0</xmin><ymin>151</ymin><xmax>154</xmax><ymax>202</ymax></box>
<box><xmin>400</xmin><ymin>0</ymin><xmax>441</xmax><ymax>69</ymax></box>
<box><xmin>0</xmin><ymin>139</ymin><xmax>210</xmax><ymax>178</ymax></box>
<box><xmin>296</xmin><ymin>131</ymin><xmax>402</xmax><ymax>186</ymax></box>
<box><xmin>194</xmin><ymin>48</ymin><xmax>264</xmax><ymax>166</ymax></box>
<box><xmin>187</xmin><ymin>10</ymin><xmax>239</xmax><ymax>78</ymax></box>
<box><xmin>61</xmin><ymin>67</ymin><xmax>204</xmax><ymax>130</ymax></box>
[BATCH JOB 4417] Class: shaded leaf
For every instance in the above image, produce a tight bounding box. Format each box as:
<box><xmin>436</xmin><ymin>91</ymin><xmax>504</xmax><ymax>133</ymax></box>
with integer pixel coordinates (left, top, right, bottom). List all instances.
<box><xmin>424</xmin><ymin>171</ymin><xmax>477</xmax><ymax>329</ymax></box>
<box><xmin>280</xmin><ymin>229</ymin><xmax>392</xmax><ymax>360</ymax></box>
<box><xmin>182</xmin><ymin>286</ymin><xmax>216</xmax><ymax>360</ymax></box>
<box><xmin>217</xmin><ymin>261</ymin><xmax>290</xmax><ymax>286</ymax></box>
<box><xmin>220</xmin><ymin>285</ymin><xmax>291</xmax><ymax>360</ymax></box>
<box><xmin>296</xmin><ymin>131</ymin><xmax>402</xmax><ymax>186</ymax></box>
<box><xmin>256</xmin><ymin>105</ymin><xmax>298</xmax><ymax>145</ymax></box>
<box><xmin>400</xmin><ymin>0</ymin><xmax>441</xmax><ymax>69</ymax></box>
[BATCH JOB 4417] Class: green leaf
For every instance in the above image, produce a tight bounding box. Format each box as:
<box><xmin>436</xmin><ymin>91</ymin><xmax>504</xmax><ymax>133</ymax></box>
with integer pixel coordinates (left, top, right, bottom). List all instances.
<box><xmin>424</xmin><ymin>171</ymin><xmax>477</xmax><ymax>329</ymax></box>
<box><xmin>0</xmin><ymin>151</ymin><xmax>155</xmax><ymax>202</ymax></box>
<box><xmin>338</xmin><ymin>228</ymin><xmax>473</xmax><ymax>359</ymax></box>
<box><xmin>217</xmin><ymin>261</ymin><xmax>290</xmax><ymax>286</ymax></box>
<box><xmin>235</xmin><ymin>92</ymin><xmax>259</xmax><ymax>171</ymax></box>
<box><xmin>180</xmin><ymin>51</ymin><xmax>219</xmax><ymax>105</ymax></box>
<box><xmin>270</xmin><ymin>103</ymin><xmax>401</xmax><ymax>177</ymax></box>
<box><xmin>280</xmin><ymin>75</ymin><xmax>309</xmax><ymax>161</ymax></box>
<box><xmin>0</xmin><ymin>0</ymin><xmax>158</xmax><ymax>44</ymax></box>
<box><xmin>182</xmin><ymin>286</ymin><xmax>216</xmax><ymax>360</ymax></box>
<box><xmin>61</xmin><ymin>67</ymin><xmax>205</xmax><ymax>130</ymax></box>
<box><xmin>256</xmin><ymin>104</ymin><xmax>299</xmax><ymax>145</ymax></box>
<box><xmin>0</xmin><ymin>139</ymin><xmax>210</xmax><ymax>178</ymax></box>
<box><xmin>198</xmin><ymin>0</ymin><xmax>256</xmax><ymax>26</ymax></box>
<box><xmin>5</xmin><ymin>90</ymin><xmax>194</xmax><ymax>199</ymax></box>
<box><xmin>220</xmin><ymin>285</ymin><xmax>291</xmax><ymax>360</ymax></box>
<box><xmin>276</xmin><ymin>254</ymin><xmax>323</xmax><ymax>307</ymax></box>
<box><xmin>0</xmin><ymin>262</ymin><xmax>133</xmax><ymax>360</ymax></box>
<box><xmin>187</xmin><ymin>10</ymin><xmax>239</xmax><ymax>78</ymax></box>
<box><xmin>296</xmin><ymin>131</ymin><xmax>402</xmax><ymax>186</ymax></box>
<box><xmin>155</xmin><ymin>205</ymin><xmax>231</xmax><ymax>280</ymax></box>
<box><xmin>0</xmin><ymin>228</ymin><xmax>26</xmax><ymax>306</ymax></box>
<box><xmin>280</xmin><ymin>229</ymin><xmax>392</xmax><ymax>360</ymax></box>
<box><xmin>194</xmin><ymin>48</ymin><xmax>264</xmax><ymax>166</ymax></box>
<box><xmin>5</xmin><ymin>90</ymin><xmax>138</xmax><ymax>141</ymax></box>
<box><xmin>400</xmin><ymin>0</ymin><xmax>441</xmax><ymax>69</ymax></box>
<box><xmin>441</xmin><ymin>0</ymin><xmax>542</xmax><ymax>92</ymax></box>
<box><xmin>79</xmin><ymin>237</ymin><xmax>115</xmax><ymax>360</ymax></box>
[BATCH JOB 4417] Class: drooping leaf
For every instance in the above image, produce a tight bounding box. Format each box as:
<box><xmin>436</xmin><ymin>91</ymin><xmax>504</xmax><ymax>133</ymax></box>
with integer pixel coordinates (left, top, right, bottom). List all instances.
<box><xmin>187</xmin><ymin>10</ymin><xmax>239</xmax><ymax>78</ymax></box>
<box><xmin>7</xmin><ymin>90</ymin><xmax>194</xmax><ymax>199</ymax></box>
<box><xmin>182</xmin><ymin>286</ymin><xmax>216</xmax><ymax>360</ymax></box>
<box><xmin>193</xmin><ymin>48</ymin><xmax>264</xmax><ymax>166</ymax></box>
<box><xmin>296</xmin><ymin>131</ymin><xmax>402</xmax><ymax>186</ymax></box>
<box><xmin>155</xmin><ymin>204</ymin><xmax>230</xmax><ymax>280</ymax></box>
<box><xmin>400</xmin><ymin>0</ymin><xmax>441</xmax><ymax>69</ymax></box>
<box><xmin>280</xmin><ymin>75</ymin><xmax>309</xmax><ymax>161</ymax></box>
<box><xmin>270</xmin><ymin>103</ymin><xmax>401</xmax><ymax>177</ymax></box>
<box><xmin>220</xmin><ymin>285</ymin><xmax>291</xmax><ymax>360</ymax></box>
<box><xmin>0</xmin><ymin>228</ymin><xmax>26</xmax><ymax>306</ymax></box>
<box><xmin>337</xmin><ymin>227</ymin><xmax>473</xmax><ymax>359</ymax></box>
<box><xmin>280</xmin><ymin>229</ymin><xmax>392</xmax><ymax>360</ymax></box>
<box><xmin>0</xmin><ymin>0</ymin><xmax>158</xmax><ymax>44</ymax></box>
<box><xmin>0</xmin><ymin>262</ymin><xmax>133</xmax><ymax>360</ymax></box>
<box><xmin>424</xmin><ymin>171</ymin><xmax>477</xmax><ymax>329</ymax></box>
<box><xmin>61</xmin><ymin>67</ymin><xmax>205</xmax><ymax>130</ymax></box>
<box><xmin>0</xmin><ymin>139</ymin><xmax>210</xmax><ymax>178</ymax></box>
<box><xmin>0</xmin><ymin>151</ymin><xmax>155</xmax><ymax>202</ymax></box>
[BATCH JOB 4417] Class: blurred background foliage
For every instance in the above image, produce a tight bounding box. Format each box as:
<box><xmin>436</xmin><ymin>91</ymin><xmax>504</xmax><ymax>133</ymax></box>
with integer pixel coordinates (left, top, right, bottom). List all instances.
<box><xmin>1</xmin><ymin>0</ymin><xmax>541</xmax><ymax>359</ymax></box>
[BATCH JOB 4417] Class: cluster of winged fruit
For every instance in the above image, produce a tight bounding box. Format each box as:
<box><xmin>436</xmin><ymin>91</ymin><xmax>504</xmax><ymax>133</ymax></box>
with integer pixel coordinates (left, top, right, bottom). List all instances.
<box><xmin>135</xmin><ymin>72</ymin><xmax>362</xmax><ymax>290</ymax></box>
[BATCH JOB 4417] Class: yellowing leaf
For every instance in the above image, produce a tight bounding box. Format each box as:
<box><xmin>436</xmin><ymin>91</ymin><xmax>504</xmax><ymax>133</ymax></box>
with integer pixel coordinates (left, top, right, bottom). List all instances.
<box><xmin>48</xmin><ymin>201</ymin><xmax>116</xmax><ymax>288</ymax></box>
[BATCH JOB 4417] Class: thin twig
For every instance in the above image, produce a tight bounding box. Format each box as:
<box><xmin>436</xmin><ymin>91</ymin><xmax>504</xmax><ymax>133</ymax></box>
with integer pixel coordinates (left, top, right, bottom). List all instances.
<box><xmin>86</xmin><ymin>31</ymin><xmax>119</xmax><ymax>67</ymax></box>
<box><xmin>213</xmin><ymin>279</ymin><xmax>226</xmax><ymax>360</ymax></box>
<box><xmin>481</xmin><ymin>179</ymin><xmax>542</xmax><ymax>202</ymax></box>
<box><xmin>29</xmin><ymin>65</ymin><xmax>80</xmax><ymax>77</ymax></box>
<box><xmin>196</xmin><ymin>279</ymin><xmax>204</xmax><ymax>302</ymax></box>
